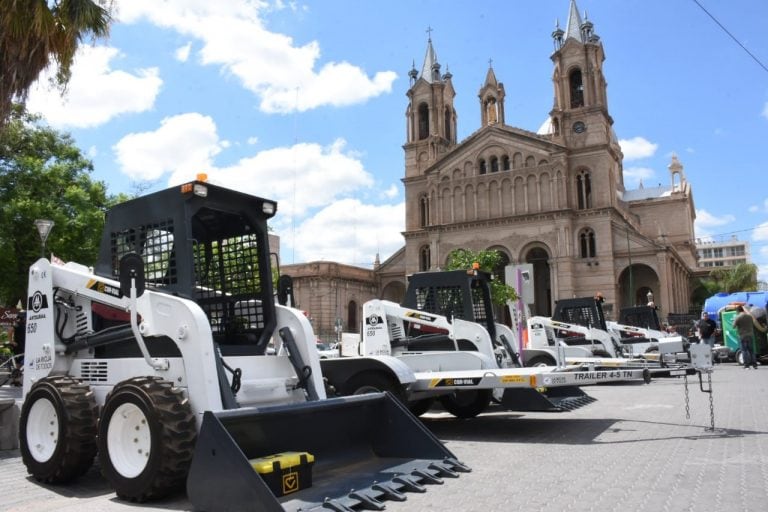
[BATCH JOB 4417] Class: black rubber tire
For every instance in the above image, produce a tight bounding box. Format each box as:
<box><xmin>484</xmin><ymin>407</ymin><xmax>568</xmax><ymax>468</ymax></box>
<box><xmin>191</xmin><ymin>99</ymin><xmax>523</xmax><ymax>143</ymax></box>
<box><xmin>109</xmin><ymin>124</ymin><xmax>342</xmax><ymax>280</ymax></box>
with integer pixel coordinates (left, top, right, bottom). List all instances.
<box><xmin>525</xmin><ymin>355</ymin><xmax>555</xmax><ymax>367</ymax></box>
<box><xmin>439</xmin><ymin>389</ymin><xmax>492</xmax><ymax>419</ymax></box>
<box><xmin>592</xmin><ymin>349</ymin><xmax>612</xmax><ymax>358</ymax></box>
<box><xmin>19</xmin><ymin>375</ymin><xmax>98</xmax><ymax>483</ymax></box>
<box><xmin>344</xmin><ymin>372</ymin><xmax>406</xmax><ymax>402</ymax></box>
<box><xmin>97</xmin><ymin>377</ymin><xmax>196</xmax><ymax>502</ymax></box>
<box><xmin>407</xmin><ymin>398</ymin><xmax>435</xmax><ymax>417</ymax></box>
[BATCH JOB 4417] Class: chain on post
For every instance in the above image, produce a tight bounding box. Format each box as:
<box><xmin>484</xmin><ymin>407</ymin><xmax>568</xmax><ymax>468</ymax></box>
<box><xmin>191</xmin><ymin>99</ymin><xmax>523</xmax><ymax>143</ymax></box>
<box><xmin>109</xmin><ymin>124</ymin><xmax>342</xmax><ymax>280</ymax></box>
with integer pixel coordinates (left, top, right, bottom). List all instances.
<box><xmin>683</xmin><ymin>373</ymin><xmax>690</xmax><ymax>420</ymax></box>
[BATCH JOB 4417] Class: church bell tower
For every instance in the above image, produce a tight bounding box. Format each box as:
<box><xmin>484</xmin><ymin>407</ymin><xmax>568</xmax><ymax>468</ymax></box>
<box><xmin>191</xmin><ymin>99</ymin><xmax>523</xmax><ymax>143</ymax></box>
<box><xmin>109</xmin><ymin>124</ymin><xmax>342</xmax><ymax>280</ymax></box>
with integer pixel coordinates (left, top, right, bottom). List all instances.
<box><xmin>404</xmin><ymin>32</ymin><xmax>457</xmax><ymax>179</ymax></box>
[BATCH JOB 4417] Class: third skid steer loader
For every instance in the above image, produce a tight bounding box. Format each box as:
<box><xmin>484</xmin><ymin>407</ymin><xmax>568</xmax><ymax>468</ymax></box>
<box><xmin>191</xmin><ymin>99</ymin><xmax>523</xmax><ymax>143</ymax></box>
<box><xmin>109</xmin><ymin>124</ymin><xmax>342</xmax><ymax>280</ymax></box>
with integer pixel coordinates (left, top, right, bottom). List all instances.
<box><xmin>18</xmin><ymin>178</ymin><xmax>468</xmax><ymax>512</ymax></box>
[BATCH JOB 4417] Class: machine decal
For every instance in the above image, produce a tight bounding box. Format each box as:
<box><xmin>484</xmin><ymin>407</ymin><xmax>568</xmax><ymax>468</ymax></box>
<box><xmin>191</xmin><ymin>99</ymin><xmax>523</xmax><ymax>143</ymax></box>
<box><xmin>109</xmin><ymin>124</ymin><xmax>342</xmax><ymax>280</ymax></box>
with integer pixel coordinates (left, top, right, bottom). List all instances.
<box><xmin>573</xmin><ymin>370</ymin><xmax>635</xmax><ymax>380</ymax></box>
<box><xmin>86</xmin><ymin>279</ymin><xmax>122</xmax><ymax>298</ymax></box>
<box><xmin>500</xmin><ymin>375</ymin><xmax>527</xmax><ymax>384</ymax></box>
<box><xmin>28</xmin><ymin>291</ymin><xmax>48</xmax><ymax>312</ymax></box>
<box><xmin>430</xmin><ymin>377</ymin><xmax>482</xmax><ymax>387</ymax></box>
<box><xmin>404</xmin><ymin>311</ymin><xmax>436</xmax><ymax>322</ymax></box>
<box><xmin>34</xmin><ymin>353</ymin><xmax>53</xmax><ymax>371</ymax></box>
<box><xmin>543</xmin><ymin>375</ymin><xmax>567</xmax><ymax>385</ymax></box>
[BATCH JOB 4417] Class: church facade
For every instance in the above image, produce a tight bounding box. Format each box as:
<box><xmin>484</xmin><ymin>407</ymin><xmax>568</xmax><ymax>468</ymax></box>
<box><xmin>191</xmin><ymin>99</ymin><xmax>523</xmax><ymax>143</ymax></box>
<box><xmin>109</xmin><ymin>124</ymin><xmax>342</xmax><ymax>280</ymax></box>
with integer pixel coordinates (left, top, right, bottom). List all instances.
<box><xmin>286</xmin><ymin>1</ymin><xmax>698</xmax><ymax>337</ymax></box>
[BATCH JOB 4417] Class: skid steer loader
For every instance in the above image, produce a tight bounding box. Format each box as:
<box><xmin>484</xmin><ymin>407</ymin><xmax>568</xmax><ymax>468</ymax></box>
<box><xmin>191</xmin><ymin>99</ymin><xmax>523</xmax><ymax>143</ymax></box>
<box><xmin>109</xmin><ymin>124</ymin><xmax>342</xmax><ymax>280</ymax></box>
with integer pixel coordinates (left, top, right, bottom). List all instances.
<box><xmin>18</xmin><ymin>179</ymin><xmax>468</xmax><ymax>511</ymax></box>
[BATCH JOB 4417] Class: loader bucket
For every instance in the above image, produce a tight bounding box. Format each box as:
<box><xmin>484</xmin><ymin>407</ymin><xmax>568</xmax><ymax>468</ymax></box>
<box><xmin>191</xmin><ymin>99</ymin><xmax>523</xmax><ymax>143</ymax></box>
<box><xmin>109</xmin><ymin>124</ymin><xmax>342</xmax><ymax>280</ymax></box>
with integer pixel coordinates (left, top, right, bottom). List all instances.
<box><xmin>500</xmin><ymin>386</ymin><xmax>597</xmax><ymax>412</ymax></box>
<box><xmin>187</xmin><ymin>392</ymin><xmax>470</xmax><ymax>511</ymax></box>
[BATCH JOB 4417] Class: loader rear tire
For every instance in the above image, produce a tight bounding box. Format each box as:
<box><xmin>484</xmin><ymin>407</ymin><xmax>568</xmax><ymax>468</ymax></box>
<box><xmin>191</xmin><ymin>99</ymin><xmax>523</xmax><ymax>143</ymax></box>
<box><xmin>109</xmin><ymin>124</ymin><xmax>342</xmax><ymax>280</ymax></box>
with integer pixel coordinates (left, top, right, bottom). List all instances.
<box><xmin>19</xmin><ymin>375</ymin><xmax>98</xmax><ymax>483</ymax></box>
<box><xmin>525</xmin><ymin>355</ymin><xmax>555</xmax><ymax>367</ymax></box>
<box><xmin>408</xmin><ymin>398</ymin><xmax>435</xmax><ymax>417</ymax></box>
<box><xmin>439</xmin><ymin>389</ymin><xmax>492</xmax><ymax>419</ymax></box>
<box><xmin>97</xmin><ymin>377</ymin><xmax>196</xmax><ymax>502</ymax></box>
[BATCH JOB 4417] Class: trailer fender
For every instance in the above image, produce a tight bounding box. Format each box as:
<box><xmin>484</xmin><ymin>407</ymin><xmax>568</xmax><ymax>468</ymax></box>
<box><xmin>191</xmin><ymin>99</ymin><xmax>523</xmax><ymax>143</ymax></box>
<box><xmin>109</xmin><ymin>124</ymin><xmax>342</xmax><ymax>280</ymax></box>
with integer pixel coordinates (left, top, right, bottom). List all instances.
<box><xmin>319</xmin><ymin>356</ymin><xmax>415</xmax><ymax>398</ymax></box>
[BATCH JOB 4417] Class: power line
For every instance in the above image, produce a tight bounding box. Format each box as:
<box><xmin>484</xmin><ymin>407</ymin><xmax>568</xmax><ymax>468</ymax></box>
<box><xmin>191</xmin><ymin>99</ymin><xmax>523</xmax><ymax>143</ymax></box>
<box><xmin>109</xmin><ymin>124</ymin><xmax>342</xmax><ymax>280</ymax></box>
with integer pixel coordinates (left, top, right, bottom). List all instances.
<box><xmin>691</xmin><ymin>0</ymin><xmax>768</xmax><ymax>74</ymax></box>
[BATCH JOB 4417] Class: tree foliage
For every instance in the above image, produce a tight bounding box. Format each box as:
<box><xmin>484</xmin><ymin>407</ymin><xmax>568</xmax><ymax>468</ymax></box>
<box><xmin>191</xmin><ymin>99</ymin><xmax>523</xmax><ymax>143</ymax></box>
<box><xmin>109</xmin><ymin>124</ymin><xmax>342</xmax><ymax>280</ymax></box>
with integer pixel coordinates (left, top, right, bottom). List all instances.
<box><xmin>703</xmin><ymin>262</ymin><xmax>759</xmax><ymax>294</ymax></box>
<box><xmin>0</xmin><ymin>106</ymin><xmax>116</xmax><ymax>306</ymax></box>
<box><xmin>0</xmin><ymin>0</ymin><xmax>113</xmax><ymax>124</ymax></box>
<box><xmin>445</xmin><ymin>248</ymin><xmax>519</xmax><ymax>304</ymax></box>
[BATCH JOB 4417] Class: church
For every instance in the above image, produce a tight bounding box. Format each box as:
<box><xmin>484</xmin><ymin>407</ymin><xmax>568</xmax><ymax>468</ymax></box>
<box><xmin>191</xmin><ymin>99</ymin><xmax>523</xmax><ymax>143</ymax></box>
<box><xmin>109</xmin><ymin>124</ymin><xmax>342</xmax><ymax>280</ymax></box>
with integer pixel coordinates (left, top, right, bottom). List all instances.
<box><xmin>283</xmin><ymin>1</ymin><xmax>698</xmax><ymax>339</ymax></box>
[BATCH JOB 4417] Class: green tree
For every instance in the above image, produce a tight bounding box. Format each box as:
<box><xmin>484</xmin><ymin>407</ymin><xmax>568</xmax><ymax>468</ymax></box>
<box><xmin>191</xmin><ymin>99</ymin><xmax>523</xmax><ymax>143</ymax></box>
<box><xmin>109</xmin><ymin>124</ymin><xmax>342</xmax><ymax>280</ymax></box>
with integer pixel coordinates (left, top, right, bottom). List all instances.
<box><xmin>705</xmin><ymin>262</ymin><xmax>759</xmax><ymax>294</ymax></box>
<box><xmin>0</xmin><ymin>0</ymin><xmax>113</xmax><ymax>124</ymax></box>
<box><xmin>445</xmin><ymin>248</ymin><xmax>518</xmax><ymax>304</ymax></box>
<box><xmin>0</xmin><ymin>106</ymin><xmax>115</xmax><ymax>306</ymax></box>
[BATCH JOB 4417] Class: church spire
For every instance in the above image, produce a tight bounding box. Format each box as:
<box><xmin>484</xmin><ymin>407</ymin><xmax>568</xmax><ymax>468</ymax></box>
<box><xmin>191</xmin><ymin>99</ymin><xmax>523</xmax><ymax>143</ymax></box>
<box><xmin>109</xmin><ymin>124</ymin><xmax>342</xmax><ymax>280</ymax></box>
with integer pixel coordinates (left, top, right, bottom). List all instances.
<box><xmin>565</xmin><ymin>0</ymin><xmax>584</xmax><ymax>42</ymax></box>
<box><xmin>478</xmin><ymin>58</ymin><xmax>505</xmax><ymax>126</ymax></box>
<box><xmin>420</xmin><ymin>27</ymin><xmax>441</xmax><ymax>83</ymax></box>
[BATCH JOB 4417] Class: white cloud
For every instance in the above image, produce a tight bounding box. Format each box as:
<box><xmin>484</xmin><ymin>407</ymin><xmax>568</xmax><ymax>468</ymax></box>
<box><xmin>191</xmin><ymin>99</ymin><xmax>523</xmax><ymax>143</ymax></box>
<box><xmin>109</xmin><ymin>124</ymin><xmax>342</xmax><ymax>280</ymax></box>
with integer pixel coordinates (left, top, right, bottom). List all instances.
<box><xmin>247</xmin><ymin>136</ymin><xmax>259</xmax><ymax>145</ymax></box>
<box><xmin>749</xmin><ymin>198</ymin><xmax>768</xmax><ymax>213</ymax></box>
<box><xmin>198</xmin><ymin>139</ymin><xmax>374</xmax><ymax>218</ymax></box>
<box><xmin>381</xmin><ymin>184</ymin><xmax>399</xmax><ymax>199</ymax></box>
<box><xmin>762</xmin><ymin>101</ymin><xmax>768</xmax><ymax>120</ymax></box>
<box><xmin>175</xmin><ymin>42</ymin><xmax>192</xmax><ymax>62</ymax></box>
<box><xmin>623</xmin><ymin>166</ymin><xmax>656</xmax><ymax>188</ymax></box>
<box><xmin>26</xmin><ymin>46</ymin><xmax>162</xmax><ymax>128</ymax></box>
<box><xmin>114</xmin><ymin>113</ymin><xmax>224</xmax><ymax>180</ymax></box>
<box><xmin>115</xmin><ymin>0</ymin><xmax>396</xmax><ymax>113</ymax></box>
<box><xmin>753</xmin><ymin>221</ymin><xmax>768</xmax><ymax>242</ymax></box>
<box><xmin>694</xmin><ymin>209</ymin><xmax>735</xmax><ymax>238</ymax></box>
<box><xmin>619</xmin><ymin>137</ymin><xmax>658</xmax><ymax>161</ymax></box>
<box><xmin>287</xmin><ymin>200</ymin><xmax>405</xmax><ymax>265</ymax></box>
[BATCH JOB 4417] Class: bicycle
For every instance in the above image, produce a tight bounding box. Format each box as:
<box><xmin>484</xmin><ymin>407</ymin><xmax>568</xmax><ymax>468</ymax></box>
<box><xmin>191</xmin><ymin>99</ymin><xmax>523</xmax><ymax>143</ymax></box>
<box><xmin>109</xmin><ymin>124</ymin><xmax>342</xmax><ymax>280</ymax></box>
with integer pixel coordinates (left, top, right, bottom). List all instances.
<box><xmin>0</xmin><ymin>346</ymin><xmax>23</xmax><ymax>387</ymax></box>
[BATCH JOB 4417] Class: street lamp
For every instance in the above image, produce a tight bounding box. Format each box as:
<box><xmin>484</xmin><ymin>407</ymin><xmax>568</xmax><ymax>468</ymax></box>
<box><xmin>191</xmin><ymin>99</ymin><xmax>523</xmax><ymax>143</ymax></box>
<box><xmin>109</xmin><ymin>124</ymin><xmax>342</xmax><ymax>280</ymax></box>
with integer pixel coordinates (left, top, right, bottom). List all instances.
<box><xmin>34</xmin><ymin>219</ymin><xmax>55</xmax><ymax>258</ymax></box>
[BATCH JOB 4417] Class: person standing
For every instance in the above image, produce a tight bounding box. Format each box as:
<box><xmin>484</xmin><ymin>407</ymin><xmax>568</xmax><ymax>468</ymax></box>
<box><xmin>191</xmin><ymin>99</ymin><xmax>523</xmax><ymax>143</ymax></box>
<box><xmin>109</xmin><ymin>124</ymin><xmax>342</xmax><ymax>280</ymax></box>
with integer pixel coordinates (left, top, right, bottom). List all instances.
<box><xmin>733</xmin><ymin>305</ymin><xmax>766</xmax><ymax>369</ymax></box>
<box><xmin>698</xmin><ymin>311</ymin><xmax>717</xmax><ymax>349</ymax></box>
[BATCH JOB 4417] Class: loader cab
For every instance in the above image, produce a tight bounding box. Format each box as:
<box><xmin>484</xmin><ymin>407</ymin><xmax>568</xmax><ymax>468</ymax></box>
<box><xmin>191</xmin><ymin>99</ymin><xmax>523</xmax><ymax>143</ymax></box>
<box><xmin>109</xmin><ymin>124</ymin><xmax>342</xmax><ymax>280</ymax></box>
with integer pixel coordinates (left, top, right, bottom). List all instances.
<box><xmin>403</xmin><ymin>269</ymin><xmax>497</xmax><ymax>346</ymax></box>
<box><xmin>551</xmin><ymin>297</ymin><xmax>608</xmax><ymax>344</ymax></box>
<box><xmin>94</xmin><ymin>180</ymin><xmax>278</xmax><ymax>356</ymax></box>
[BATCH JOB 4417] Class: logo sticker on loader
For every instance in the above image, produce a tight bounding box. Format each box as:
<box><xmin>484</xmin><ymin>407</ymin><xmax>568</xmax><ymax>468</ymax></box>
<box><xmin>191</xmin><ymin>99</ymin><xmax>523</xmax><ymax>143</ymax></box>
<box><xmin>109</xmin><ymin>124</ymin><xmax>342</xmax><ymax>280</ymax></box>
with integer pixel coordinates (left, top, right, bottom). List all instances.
<box><xmin>282</xmin><ymin>470</ymin><xmax>299</xmax><ymax>494</ymax></box>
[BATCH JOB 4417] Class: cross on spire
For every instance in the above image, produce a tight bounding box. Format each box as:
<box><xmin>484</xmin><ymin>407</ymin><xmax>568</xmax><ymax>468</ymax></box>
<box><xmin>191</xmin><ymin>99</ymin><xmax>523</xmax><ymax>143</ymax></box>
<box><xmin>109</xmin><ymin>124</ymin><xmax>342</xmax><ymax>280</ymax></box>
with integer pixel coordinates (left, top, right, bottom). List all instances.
<box><xmin>426</xmin><ymin>26</ymin><xmax>433</xmax><ymax>41</ymax></box>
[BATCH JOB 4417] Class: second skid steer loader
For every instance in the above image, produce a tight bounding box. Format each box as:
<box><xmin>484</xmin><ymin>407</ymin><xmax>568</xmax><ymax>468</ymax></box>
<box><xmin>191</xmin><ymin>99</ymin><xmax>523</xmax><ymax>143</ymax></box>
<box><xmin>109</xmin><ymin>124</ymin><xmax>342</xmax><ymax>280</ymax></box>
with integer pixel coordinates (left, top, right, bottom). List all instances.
<box><xmin>18</xmin><ymin>178</ymin><xmax>468</xmax><ymax>511</ymax></box>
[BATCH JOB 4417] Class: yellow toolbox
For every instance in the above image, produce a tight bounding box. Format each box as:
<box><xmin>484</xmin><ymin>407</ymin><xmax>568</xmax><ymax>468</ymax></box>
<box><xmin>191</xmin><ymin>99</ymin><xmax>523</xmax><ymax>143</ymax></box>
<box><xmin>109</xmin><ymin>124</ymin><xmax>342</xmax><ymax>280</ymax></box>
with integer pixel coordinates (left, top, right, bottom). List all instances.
<box><xmin>249</xmin><ymin>452</ymin><xmax>315</xmax><ymax>497</ymax></box>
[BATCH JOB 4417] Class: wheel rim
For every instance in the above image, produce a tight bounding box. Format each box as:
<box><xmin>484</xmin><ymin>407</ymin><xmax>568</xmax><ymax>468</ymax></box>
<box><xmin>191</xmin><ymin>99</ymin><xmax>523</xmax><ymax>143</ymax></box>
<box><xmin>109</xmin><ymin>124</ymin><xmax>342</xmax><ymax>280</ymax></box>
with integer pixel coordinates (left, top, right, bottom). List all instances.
<box><xmin>26</xmin><ymin>397</ymin><xmax>59</xmax><ymax>463</ymax></box>
<box><xmin>107</xmin><ymin>402</ymin><xmax>151</xmax><ymax>478</ymax></box>
<box><xmin>353</xmin><ymin>385</ymin><xmax>382</xmax><ymax>395</ymax></box>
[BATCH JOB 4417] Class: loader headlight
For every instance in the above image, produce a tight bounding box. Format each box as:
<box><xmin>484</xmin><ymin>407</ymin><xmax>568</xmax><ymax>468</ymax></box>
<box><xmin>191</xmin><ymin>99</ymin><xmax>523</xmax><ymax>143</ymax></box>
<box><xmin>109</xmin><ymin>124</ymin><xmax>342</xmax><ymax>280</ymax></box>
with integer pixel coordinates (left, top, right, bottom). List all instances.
<box><xmin>193</xmin><ymin>184</ymin><xmax>208</xmax><ymax>197</ymax></box>
<box><xmin>262</xmin><ymin>202</ymin><xmax>276</xmax><ymax>215</ymax></box>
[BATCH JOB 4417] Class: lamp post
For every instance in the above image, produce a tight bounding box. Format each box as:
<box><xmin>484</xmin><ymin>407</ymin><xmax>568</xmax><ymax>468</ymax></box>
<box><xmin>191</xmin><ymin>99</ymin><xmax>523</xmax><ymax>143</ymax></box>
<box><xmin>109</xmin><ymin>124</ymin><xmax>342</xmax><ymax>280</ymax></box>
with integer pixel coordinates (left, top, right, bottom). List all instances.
<box><xmin>34</xmin><ymin>219</ymin><xmax>55</xmax><ymax>258</ymax></box>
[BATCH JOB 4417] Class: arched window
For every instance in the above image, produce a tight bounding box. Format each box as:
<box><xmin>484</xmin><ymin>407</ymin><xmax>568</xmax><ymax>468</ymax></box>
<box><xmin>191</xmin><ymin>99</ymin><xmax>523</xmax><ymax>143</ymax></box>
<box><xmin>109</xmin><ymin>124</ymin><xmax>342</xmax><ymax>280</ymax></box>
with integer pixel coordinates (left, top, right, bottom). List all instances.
<box><xmin>490</xmin><ymin>156</ymin><xmax>499</xmax><ymax>173</ymax></box>
<box><xmin>419</xmin><ymin>245</ymin><xmax>431</xmax><ymax>271</ymax></box>
<box><xmin>479</xmin><ymin>159</ymin><xmax>487</xmax><ymax>175</ymax></box>
<box><xmin>525</xmin><ymin>156</ymin><xmax>535</xmax><ymax>167</ymax></box>
<box><xmin>419</xmin><ymin>193</ymin><xmax>430</xmax><ymax>227</ymax></box>
<box><xmin>579</xmin><ymin>228</ymin><xmax>596</xmax><ymax>258</ymax></box>
<box><xmin>576</xmin><ymin>170</ymin><xmax>592</xmax><ymax>209</ymax></box>
<box><xmin>444</xmin><ymin>107</ymin><xmax>452</xmax><ymax>141</ymax></box>
<box><xmin>569</xmin><ymin>69</ymin><xmax>584</xmax><ymax>108</ymax></box>
<box><xmin>502</xmin><ymin>155</ymin><xmax>510</xmax><ymax>171</ymax></box>
<box><xmin>418</xmin><ymin>103</ymin><xmax>429</xmax><ymax>140</ymax></box>
<box><xmin>347</xmin><ymin>300</ymin><xmax>358</xmax><ymax>331</ymax></box>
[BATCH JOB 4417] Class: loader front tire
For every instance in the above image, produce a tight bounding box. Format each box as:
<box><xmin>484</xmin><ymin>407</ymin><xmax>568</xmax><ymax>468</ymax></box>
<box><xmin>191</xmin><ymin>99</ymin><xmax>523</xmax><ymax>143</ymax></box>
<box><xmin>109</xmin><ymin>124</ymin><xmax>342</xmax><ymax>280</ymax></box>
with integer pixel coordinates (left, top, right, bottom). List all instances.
<box><xmin>345</xmin><ymin>372</ymin><xmax>405</xmax><ymax>402</ymax></box>
<box><xmin>525</xmin><ymin>355</ymin><xmax>555</xmax><ymax>367</ymax></box>
<box><xmin>98</xmin><ymin>377</ymin><xmax>196</xmax><ymax>502</ymax></box>
<box><xmin>439</xmin><ymin>389</ymin><xmax>492</xmax><ymax>419</ymax></box>
<box><xmin>19</xmin><ymin>376</ymin><xmax>98</xmax><ymax>483</ymax></box>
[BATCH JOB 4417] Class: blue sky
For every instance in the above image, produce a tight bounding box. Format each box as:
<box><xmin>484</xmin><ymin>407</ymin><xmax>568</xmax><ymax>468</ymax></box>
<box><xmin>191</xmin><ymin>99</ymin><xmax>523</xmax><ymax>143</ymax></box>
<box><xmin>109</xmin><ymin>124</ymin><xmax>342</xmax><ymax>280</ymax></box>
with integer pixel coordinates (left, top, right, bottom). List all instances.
<box><xmin>25</xmin><ymin>0</ymin><xmax>768</xmax><ymax>282</ymax></box>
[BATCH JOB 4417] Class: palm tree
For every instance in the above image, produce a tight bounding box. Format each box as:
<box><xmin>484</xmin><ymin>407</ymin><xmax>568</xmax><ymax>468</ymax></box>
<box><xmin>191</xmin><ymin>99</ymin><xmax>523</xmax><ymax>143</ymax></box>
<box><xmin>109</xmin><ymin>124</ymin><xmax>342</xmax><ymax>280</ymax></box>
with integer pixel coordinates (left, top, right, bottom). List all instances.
<box><xmin>707</xmin><ymin>262</ymin><xmax>759</xmax><ymax>294</ymax></box>
<box><xmin>0</xmin><ymin>0</ymin><xmax>113</xmax><ymax>124</ymax></box>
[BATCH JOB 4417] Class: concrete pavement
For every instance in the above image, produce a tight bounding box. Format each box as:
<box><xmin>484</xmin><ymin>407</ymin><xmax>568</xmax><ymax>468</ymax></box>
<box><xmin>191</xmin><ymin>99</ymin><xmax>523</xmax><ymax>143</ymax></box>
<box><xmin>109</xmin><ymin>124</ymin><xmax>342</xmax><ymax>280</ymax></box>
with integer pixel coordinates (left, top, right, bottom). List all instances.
<box><xmin>1</xmin><ymin>363</ymin><xmax>766</xmax><ymax>511</ymax></box>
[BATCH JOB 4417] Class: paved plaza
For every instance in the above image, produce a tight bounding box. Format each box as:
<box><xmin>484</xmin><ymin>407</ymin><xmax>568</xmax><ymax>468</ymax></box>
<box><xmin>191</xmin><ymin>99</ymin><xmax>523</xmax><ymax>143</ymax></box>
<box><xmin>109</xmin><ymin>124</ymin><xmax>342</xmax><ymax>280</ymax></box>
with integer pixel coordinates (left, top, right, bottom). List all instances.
<box><xmin>1</xmin><ymin>363</ymin><xmax>766</xmax><ymax>511</ymax></box>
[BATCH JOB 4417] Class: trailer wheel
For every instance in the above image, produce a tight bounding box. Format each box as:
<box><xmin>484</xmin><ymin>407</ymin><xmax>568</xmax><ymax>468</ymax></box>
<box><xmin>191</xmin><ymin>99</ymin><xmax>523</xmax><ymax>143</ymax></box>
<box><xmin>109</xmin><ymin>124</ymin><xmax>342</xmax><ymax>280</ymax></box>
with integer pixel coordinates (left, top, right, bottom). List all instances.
<box><xmin>98</xmin><ymin>377</ymin><xmax>196</xmax><ymax>502</ymax></box>
<box><xmin>736</xmin><ymin>350</ymin><xmax>744</xmax><ymax>366</ymax></box>
<box><xmin>19</xmin><ymin>375</ymin><xmax>98</xmax><ymax>483</ymax></box>
<box><xmin>525</xmin><ymin>355</ymin><xmax>555</xmax><ymax>367</ymax></box>
<box><xmin>439</xmin><ymin>389</ymin><xmax>492</xmax><ymax>419</ymax></box>
<box><xmin>345</xmin><ymin>372</ymin><xmax>405</xmax><ymax>402</ymax></box>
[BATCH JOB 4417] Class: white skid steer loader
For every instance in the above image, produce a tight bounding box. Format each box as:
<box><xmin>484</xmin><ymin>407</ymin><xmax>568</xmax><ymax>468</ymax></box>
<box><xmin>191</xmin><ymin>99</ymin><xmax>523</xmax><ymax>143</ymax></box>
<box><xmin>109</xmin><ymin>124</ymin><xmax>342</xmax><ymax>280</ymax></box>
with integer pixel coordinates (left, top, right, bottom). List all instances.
<box><xmin>19</xmin><ymin>179</ymin><xmax>468</xmax><ymax>511</ymax></box>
